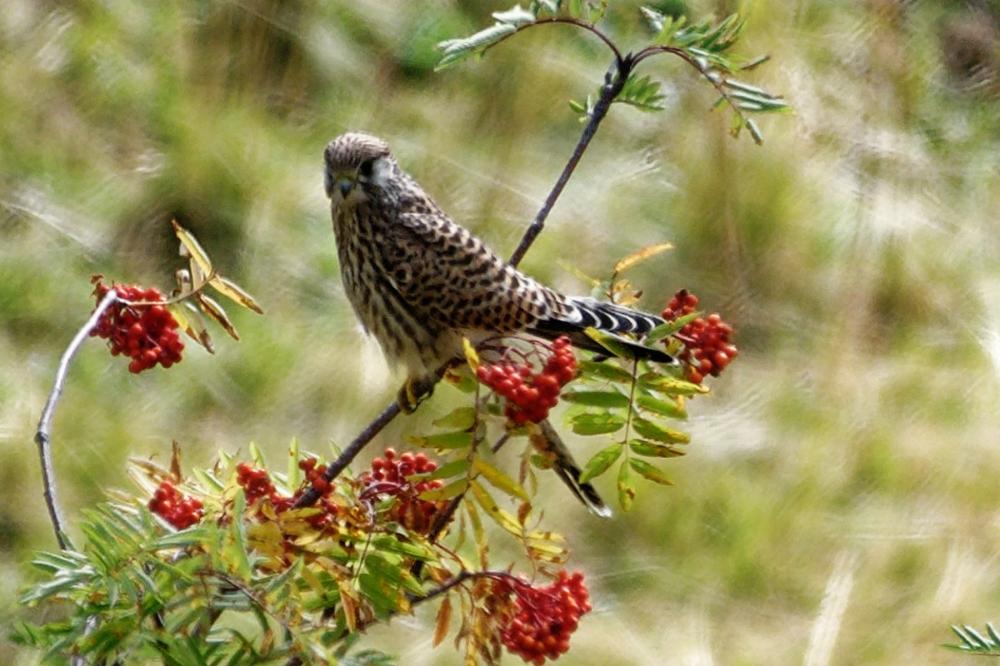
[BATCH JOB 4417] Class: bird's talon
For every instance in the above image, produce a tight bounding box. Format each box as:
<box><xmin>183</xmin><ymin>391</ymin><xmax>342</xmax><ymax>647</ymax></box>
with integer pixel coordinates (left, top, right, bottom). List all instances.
<box><xmin>398</xmin><ymin>378</ymin><xmax>432</xmax><ymax>414</ymax></box>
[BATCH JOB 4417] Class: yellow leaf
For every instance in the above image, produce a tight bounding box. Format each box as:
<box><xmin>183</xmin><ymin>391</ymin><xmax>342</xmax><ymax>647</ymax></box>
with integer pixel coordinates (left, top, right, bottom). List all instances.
<box><xmin>338</xmin><ymin>580</ymin><xmax>358</xmax><ymax>632</ymax></box>
<box><xmin>171</xmin><ymin>220</ymin><xmax>213</xmax><ymax>280</ymax></box>
<box><xmin>473</xmin><ymin>458</ymin><xmax>529</xmax><ymax>502</ymax></box>
<box><xmin>462</xmin><ymin>337</ymin><xmax>480</xmax><ymax>371</ymax></box>
<box><xmin>613</xmin><ymin>242</ymin><xmax>674</xmax><ymax>275</ymax></box>
<box><xmin>196</xmin><ymin>293</ymin><xmax>239</xmax><ymax>340</ymax></box>
<box><xmin>209</xmin><ymin>275</ymin><xmax>264</xmax><ymax>314</ymax></box>
<box><xmin>180</xmin><ymin>302</ymin><xmax>215</xmax><ymax>353</ymax></box>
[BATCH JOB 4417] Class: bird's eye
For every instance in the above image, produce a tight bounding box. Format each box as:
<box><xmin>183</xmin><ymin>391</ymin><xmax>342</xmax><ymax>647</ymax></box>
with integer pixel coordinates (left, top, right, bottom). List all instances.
<box><xmin>358</xmin><ymin>159</ymin><xmax>375</xmax><ymax>179</ymax></box>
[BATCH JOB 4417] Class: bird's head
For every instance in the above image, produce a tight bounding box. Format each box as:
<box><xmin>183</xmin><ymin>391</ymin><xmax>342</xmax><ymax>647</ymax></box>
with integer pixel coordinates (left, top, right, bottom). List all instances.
<box><xmin>324</xmin><ymin>132</ymin><xmax>393</xmax><ymax>205</ymax></box>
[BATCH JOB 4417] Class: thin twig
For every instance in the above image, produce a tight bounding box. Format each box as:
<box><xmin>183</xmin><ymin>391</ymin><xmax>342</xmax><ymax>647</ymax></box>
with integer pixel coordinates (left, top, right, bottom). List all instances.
<box><xmin>481</xmin><ymin>17</ymin><xmax>625</xmax><ymax>69</ymax></box>
<box><xmin>35</xmin><ymin>289</ymin><xmax>118</xmax><ymax>549</ymax></box>
<box><xmin>507</xmin><ymin>56</ymin><xmax>630</xmax><ymax>267</ymax></box>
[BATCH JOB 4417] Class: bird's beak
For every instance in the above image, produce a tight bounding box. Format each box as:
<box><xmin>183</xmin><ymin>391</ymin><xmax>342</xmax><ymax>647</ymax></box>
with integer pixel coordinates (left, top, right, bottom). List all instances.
<box><xmin>325</xmin><ymin>170</ymin><xmax>356</xmax><ymax>199</ymax></box>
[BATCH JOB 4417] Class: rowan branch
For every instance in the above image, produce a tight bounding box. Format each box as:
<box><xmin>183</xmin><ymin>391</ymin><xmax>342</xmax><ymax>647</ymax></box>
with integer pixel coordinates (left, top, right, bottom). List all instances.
<box><xmin>507</xmin><ymin>55</ymin><xmax>631</xmax><ymax>267</ymax></box>
<box><xmin>35</xmin><ymin>288</ymin><xmax>119</xmax><ymax>549</ymax></box>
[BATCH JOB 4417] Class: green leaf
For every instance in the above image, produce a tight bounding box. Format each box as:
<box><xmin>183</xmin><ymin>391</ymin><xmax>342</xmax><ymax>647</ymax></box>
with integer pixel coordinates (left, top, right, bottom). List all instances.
<box><xmin>433</xmin><ymin>406</ymin><xmax>477</xmax><ymax>430</ymax></box>
<box><xmin>629</xmin><ymin>458</ymin><xmax>673</xmax><ymax>485</ymax></box>
<box><xmin>286</xmin><ymin>437</ymin><xmax>301</xmax><ymax>491</ymax></box>
<box><xmin>357</xmin><ymin>572</ymin><xmax>402</xmax><ymax>614</ymax></box>
<box><xmin>561</xmin><ymin>389</ymin><xmax>629</xmax><ymax>408</ymax></box>
<box><xmin>578</xmin><ymin>360</ymin><xmax>634</xmax><ymax>383</ymax></box>
<box><xmin>629</xmin><ymin>439</ymin><xmax>685</xmax><ymax>458</ymax></box>
<box><xmin>617</xmin><ymin>458</ymin><xmax>636</xmax><ymax>511</ymax></box>
<box><xmin>473</xmin><ymin>458</ymin><xmax>529</xmax><ymax>502</ymax></box>
<box><xmin>645</xmin><ymin>311</ymin><xmax>700</xmax><ymax>343</ymax></box>
<box><xmin>372</xmin><ymin>536</ymin><xmax>436</xmax><ymax>560</ymax></box>
<box><xmin>418</xmin><ymin>478</ymin><xmax>469</xmax><ymax>501</ymax></box>
<box><xmin>579</xmin><ymin>442</ymin><xmax>623</xmax><ymax>483</ymax></box>
<box><xmin>570</xmin><ymin>412</ymin><xmax>626</xmax><ymax>435</ymax></box>
<box><xmin>636</xmin><ymin>394</ymin><xmax>687</xmax><ymax>419</ymax></box>
<box><xmin>419</xmin><ymin>458</ymin><xmax>470</xmax><ymax>481</ymax></box>
<box><xmin>408</xmin><ymin>430</ymin><xmax>473</xmax><ymax>449</ymax></box>
<box><xmin>584</xmin><ymin>327</ymin><xmax>638</xmax><ymax>359</ymax></box>
<box><xmin>640</xmin><ymin>6</ymin><xmax>666</xmax><ymax>33</ymax></box>
<box><xmin>365</xmin><ymin>554</ymin><xmax>425</xmax><ymax>597</ymax></box>
<box><xmin>436</xmin><ymin>23</ymin><xmax>518</xmax><ymax>70</ymax></box>
<box><xmin>633</xmin><ymin>418</ymin><xmax>691</xmax><ymax>444</ymax></box>
<box><xmin>617</xmin><ymin>74</ymin><xmax>666</xmax><ymax>112</ymax></box>
<box><xmin>249</xmin><ymin>441</ymin><xmax>266</xmax><ymax>468</ymax></box>
<box><xmin>492</xmin><ymin>5</ymin><xmax>536</xmax><ymax>26</ymax></box>
<box><xmin>223</xmin><ymin>490</ymin><xmax>253</xmax><ymax>580</ymax></box>
<box><xmin>639</xmin><ymin>373</ymin><xmax>709</xmax><ymax>396</ymax></box>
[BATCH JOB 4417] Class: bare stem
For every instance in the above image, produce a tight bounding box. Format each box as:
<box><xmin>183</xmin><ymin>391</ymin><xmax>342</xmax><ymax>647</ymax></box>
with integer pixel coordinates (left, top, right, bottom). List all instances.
<box><xmin>35</xmin><ymin>289</ymin><xmax>118</xmax><ymax>549</ymax></box>
<box><xmin>507</xmin><ymin>56</ymin><xmax>630</xmax><ymax>267</ymax></box>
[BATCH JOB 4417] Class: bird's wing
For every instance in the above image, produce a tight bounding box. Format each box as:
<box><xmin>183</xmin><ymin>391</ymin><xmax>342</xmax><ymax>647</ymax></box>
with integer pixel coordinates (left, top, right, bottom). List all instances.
<box><xmin>378</xmin><ymin>211</ymin><xmax>563</xmax><ymax>332</ymax></box>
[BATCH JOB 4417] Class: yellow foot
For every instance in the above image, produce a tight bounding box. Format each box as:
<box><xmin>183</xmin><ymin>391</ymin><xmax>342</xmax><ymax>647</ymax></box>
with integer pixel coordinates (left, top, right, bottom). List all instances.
<box><xmin>397</xmin><ymin>376</ymin><xmax>433</xmax><ymax>414</ymax></box>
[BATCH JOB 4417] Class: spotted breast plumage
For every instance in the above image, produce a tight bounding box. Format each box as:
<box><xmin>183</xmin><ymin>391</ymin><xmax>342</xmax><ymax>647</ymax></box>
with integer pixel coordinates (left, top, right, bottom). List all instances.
<box><xmin>324</xmin><ymin>131</ymin><xmax>673</xmax><ymax>517</ymax></box>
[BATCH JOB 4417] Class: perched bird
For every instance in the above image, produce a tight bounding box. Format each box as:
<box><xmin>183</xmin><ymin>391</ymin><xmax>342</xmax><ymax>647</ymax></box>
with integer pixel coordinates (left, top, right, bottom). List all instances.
<box><xmin>324</xmin><ymin>132</ymin><xmax>673</xmax><ymax>517</ymax></box>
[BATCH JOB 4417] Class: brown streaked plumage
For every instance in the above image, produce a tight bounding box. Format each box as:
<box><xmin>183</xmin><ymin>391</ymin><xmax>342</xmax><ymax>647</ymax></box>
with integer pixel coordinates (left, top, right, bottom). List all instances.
<box><xmin>324</xmin><ymin>131</ymin><xmax>674</xmax><ymax>517</ymax></box>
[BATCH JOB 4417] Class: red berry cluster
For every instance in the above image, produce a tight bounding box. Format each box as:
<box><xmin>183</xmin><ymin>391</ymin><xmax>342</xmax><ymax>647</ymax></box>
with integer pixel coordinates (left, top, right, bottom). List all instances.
<box><xmin>90</xmin><ymin>279</ymin><xmax>184</xmax><ymax>373</ymax></box>
<box><xmin>497</xmin><ymin>570</ymin><xmax>592</xmax><ymax>665</ymax></box>
<box><xmin>235</xmin><ymin>461</ymin><xmax>338</xmax><ymax>527</ymax></box>
<box><xmin>236</xmin><ymin>462</ymin><xmax>280</xmax><ymax>504</ymax></box>
<box><xmin>662</xmin><ymin>289</ymin><xmax>738</xmax><ymax>385</ymax></box>
<box><xmin>149</xmin><ymin>480</ymin><xmax>204</xmax><ymax>529</ymax></box>
<box><xmin>359</xmin><ymin>448</ymin><xmax>445</xmax><ymax>534</ymax></box>
<box><xmin>475</xmin><ymin>337</ymin><xmax>577</xmax><ymax>425</ymax></box>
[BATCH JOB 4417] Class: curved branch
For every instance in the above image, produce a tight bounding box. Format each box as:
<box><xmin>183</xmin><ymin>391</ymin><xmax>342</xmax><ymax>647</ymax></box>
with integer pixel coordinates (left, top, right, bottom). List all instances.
<box><xmin>35</xmin><ymin>289</ymin><xmax>119</xmax><ymax>549</ymax></box>
<box><xmin>632</xmin><ymin>45</ymin><xmax>752</xmax><ymax>134</ymax></box>
<box><xmin>482</xmin><ymin>17</ymin><xmax>624</xmax><ymax>69</ymax></box>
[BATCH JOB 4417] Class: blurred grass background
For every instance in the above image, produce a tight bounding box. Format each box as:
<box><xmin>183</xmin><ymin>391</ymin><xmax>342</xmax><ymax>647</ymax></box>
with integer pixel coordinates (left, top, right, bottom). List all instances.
<box><xmin>2</xmin><ymin>0</ymin><xmax>999</xmax><ymax>663</ymax></box>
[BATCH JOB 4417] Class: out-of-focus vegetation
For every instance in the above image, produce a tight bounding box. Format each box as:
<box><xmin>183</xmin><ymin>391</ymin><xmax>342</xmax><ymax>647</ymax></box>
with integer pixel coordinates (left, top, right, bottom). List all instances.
<box><xmin>2</xmin><ymin>0</ymin><xmax>999</xmax><ymax>663</ymax></box>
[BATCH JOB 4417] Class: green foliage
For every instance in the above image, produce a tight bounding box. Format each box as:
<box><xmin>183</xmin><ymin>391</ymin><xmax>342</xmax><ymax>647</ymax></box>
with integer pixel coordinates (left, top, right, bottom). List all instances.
<box><xmin>440</xmin><ymin>1</ymin><xmax>786</xmax><ymax>143</ymax></box>
<box><xmin>948</xmin><ymin>623</ymin><xmax>1000</xmax><ymax>656</ymax></box>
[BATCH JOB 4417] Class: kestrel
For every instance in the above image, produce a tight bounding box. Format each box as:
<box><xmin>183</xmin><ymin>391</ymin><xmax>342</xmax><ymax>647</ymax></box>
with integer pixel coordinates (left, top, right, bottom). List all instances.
<box><xmin>324</xmin><ymin>132</ymin><xmax>673</xmax><ymax>516</ymax></box>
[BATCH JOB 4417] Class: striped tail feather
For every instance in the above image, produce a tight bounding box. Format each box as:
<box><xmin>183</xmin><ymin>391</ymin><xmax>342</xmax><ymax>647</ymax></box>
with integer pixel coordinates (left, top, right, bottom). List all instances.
<box><xmin>536</xmin><ymin>420</ymin><xmax>612</xmax><ymax>518</ymax></box>
<box><xmin>531</xmin><ymin>297</ymin><xmax>676</xmax><ymax>364</ymax></box>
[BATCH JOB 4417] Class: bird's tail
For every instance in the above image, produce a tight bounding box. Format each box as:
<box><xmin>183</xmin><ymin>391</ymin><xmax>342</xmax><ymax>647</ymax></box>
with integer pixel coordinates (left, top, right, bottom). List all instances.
<box><xmin>531</xmin><ymin>296</ymin><xmax>675</xmax><ymax>364</ymax></box>
<box><xmin>533</xmin><ymin>420</ymin><xmax>612</xmax><ymax>518</ymax></box>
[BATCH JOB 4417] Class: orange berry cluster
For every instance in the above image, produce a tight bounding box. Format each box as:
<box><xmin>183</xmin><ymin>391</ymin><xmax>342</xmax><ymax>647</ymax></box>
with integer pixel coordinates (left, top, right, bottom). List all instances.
<box><xmin>498</xmin><ymin>570</ymin><xmax>592</xmax><ymax>665</ymax></box>
<box><xmin>359</xmin><ymin>448</ymin><xmax>445</xmax><ymax>534</ymax></box>
<box><xmin>149</xmin><ymin>480</ymin><xmax>204</xmax><ymax>529</ymax></box>
<box><xmin>662</xmin><ymin>289</ymin><xmax>738</xmax><ymax>385</ymax></box>
<box><xmin>475</xmin><ymin>336</ymin><xmax>577</xmax><ymax>425</ymax></box>
<box><xmin>90</xmin><ymin>279</ymin><xmax>184</xmax><ymax>373</ymax></box>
